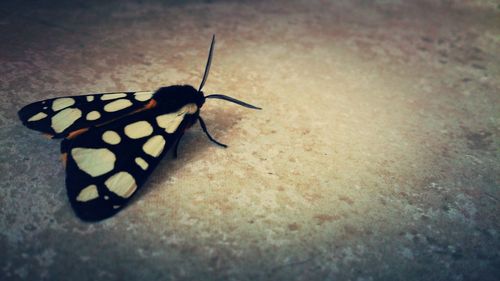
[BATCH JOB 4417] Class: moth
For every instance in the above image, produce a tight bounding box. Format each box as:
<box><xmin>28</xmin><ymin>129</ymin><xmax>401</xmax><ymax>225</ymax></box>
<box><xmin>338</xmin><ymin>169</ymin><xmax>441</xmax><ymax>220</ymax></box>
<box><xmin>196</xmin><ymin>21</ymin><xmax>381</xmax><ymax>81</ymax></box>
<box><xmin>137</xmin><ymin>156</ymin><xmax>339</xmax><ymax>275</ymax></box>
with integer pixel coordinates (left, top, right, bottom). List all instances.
<box><xmin>18</xmin><ymin>35</ymin><xmax>260</xmax><ymax>221</ymax></box>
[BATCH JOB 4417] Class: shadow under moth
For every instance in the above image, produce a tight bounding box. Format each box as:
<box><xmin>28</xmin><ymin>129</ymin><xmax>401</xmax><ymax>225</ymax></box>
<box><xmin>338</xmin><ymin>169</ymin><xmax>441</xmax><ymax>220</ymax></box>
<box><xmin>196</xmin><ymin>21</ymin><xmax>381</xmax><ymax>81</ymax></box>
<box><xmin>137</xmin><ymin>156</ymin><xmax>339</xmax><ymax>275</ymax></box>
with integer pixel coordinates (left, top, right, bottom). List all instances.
<box><xmin>18</xmin><ymin>35</ymin><xmax>260</xmax><ymax>221</ymax></box>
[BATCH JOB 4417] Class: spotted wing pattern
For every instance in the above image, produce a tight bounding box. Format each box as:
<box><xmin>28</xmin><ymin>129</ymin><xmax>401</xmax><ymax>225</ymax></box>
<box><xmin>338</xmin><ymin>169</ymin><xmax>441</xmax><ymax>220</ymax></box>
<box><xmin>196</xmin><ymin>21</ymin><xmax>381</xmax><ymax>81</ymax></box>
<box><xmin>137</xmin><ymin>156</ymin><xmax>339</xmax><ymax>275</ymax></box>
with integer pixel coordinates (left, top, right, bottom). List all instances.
<box><xmin>61</xmin><ymin>103</ymin><xmax>198</xmax><ymax>221</ymax></box>
<box><xmin>18</xmin><ymin>91</ymin><xmax>155</xmax><ymax>138</ymax></box>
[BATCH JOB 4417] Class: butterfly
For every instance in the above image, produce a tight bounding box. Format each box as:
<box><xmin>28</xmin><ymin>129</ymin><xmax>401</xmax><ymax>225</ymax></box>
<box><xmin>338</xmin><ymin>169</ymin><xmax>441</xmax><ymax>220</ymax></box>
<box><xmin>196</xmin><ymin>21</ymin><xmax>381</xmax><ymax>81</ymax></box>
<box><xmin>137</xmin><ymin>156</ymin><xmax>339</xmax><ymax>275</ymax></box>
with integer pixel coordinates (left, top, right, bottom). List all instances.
<box><xmin>18</xmin><ymin>35</ymin><xmax>261</xmax><ymax>221</ymax></box>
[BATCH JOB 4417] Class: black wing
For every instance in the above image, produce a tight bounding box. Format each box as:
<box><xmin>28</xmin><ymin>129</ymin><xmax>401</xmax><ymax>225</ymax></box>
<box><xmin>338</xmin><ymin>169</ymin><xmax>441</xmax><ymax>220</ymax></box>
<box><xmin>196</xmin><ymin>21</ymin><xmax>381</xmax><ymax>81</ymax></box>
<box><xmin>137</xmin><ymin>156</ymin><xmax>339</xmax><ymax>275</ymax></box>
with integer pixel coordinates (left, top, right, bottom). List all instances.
<box><xmin>18</xmin><ymin>91</ymin><xmax>155</xmax><ymax>138</ymax></box>
<box><xmin>60</xmin><ymin>102</ymin><xmax>199</xmax><ymax>221</ymax></box>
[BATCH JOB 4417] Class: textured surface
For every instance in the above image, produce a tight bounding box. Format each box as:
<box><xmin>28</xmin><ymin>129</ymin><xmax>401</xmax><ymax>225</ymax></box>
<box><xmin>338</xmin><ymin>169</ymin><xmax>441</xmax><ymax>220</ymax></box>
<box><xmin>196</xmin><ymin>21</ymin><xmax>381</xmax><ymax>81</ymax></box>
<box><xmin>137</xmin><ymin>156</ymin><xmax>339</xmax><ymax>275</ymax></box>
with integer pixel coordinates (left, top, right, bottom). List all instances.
<box><xmin>1</xmin><ymin>0</ymin><xmax>499</xmax><ymax>280</ymax></box>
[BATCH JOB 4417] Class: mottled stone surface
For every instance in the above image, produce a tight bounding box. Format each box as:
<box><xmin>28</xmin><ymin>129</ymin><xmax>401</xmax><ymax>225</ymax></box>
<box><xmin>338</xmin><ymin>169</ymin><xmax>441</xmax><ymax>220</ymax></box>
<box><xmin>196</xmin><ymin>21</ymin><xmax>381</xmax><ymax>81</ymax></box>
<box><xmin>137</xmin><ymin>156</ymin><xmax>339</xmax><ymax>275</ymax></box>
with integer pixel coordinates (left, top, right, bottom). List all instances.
<box><xmin>1</xmin><ymin>0</ymin><xmax>499</xmax><ymax>280</ymax></box>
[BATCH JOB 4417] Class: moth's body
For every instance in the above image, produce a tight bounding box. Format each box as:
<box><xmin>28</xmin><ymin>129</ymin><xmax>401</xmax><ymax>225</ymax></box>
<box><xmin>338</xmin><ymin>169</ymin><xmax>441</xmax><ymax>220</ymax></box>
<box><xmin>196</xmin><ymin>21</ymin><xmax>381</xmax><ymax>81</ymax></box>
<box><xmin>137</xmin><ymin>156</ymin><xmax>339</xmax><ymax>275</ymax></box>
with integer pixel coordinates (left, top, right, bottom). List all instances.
<box><xmin>18</xmin><ymin>85</ymin><xmax>204</xmax><ymax>220</ymax></box>
<box><xmin>18</xmin><ymin>36</ymin><xmax>260</xmax><ymax>221</ymax></box>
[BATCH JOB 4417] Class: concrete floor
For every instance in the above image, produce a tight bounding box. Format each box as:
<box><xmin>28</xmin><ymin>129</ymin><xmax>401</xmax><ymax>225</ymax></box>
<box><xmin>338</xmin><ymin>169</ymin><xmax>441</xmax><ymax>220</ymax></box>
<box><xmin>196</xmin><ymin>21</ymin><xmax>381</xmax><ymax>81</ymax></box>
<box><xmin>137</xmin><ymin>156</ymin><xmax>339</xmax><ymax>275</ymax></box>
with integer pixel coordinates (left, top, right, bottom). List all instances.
<box><xmin>1</xmin><ymin>0</ymin><xmax>499</xmax><ymax>280</ymax></box>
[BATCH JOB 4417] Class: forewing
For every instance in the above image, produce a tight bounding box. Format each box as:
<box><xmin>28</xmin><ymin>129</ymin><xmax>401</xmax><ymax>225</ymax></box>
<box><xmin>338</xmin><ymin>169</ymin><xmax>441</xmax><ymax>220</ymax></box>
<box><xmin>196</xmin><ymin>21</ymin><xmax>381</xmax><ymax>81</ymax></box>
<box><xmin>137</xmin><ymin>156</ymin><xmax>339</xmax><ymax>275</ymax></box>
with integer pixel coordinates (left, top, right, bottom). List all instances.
<box><xmin>18</xmin><ymin>91</ymin><xmax>155</xmax><ymax>138</ymax></box>
<box><xmin>60</xmin><ymin>103</ymin><xmax>199</xmax><ymax>221</ymax></box>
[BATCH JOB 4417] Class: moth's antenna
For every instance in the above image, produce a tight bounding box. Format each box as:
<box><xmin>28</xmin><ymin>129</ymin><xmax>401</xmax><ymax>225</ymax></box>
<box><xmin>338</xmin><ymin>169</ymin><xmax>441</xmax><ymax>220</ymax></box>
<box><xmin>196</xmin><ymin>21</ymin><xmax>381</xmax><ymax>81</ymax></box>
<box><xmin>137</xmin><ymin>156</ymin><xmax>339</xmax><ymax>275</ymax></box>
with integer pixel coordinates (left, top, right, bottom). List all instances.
<box><xmin>205</xmin><ymin>94</ymin><xmax>262</xmax><ymax>110</ymax></box>
<box><xmin>198</xmin><ymin>34</ymin><xmax>216</xmax><ymax>92</ymax></box>
<box><xmin>198</xmin><ymin>116</ymin><xmax>227</xmax><ymax>148</ymax></box>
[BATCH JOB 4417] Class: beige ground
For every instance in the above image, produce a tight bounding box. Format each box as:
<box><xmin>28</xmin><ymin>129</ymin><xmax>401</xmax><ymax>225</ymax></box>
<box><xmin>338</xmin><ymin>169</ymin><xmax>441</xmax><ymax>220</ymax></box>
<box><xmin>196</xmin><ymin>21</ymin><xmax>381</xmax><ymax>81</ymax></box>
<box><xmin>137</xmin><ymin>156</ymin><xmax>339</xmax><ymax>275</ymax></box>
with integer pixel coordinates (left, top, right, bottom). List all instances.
<box><xmin>1</xmin><ymin>0</ymin><xmax>499</xmax><ymax>280</ymax></box>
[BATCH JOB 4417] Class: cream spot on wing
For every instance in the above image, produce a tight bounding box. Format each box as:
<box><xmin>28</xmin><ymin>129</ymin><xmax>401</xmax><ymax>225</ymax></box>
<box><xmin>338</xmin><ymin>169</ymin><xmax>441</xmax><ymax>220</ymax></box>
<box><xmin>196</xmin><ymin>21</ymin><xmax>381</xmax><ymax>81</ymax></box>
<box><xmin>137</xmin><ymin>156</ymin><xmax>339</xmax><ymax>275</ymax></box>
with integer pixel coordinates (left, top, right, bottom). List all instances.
<box><xmin>104</xmin><ymin>195</ymin><xmax>109</xmax><ymax>200</ymax></box>
<box><xmin>43</xmin><ymin>106</ymin><xmax>48</xmax><ymax>110</ymax></box>
<box><xmin>28</xmin><ymin>112</ymin><xmax>47</xmax><ymax>122</ymax></box>
<box><xmin>101</xmin><ymin>93</ymin><xmax>127</xmax><ymax>100</ymax></box>
<box><xmin>134</xmin><ymin>91</ymin><xmax>154</xmax><ymax>101</ymax></box>
<box><xmin>104</xmin><ymin>99</ymin><xmax>133</xmax><ymax>112</ymax></box>
<box><xmin>142</xmin><ymin>135</ymin><xmax>166</xmax><ymax>157</ymax></box>
<box><xmin>52</xmin><ymin>98</ymin><xmax>75</xmax><ymax>111</ymax></box>
<box><xmin>86</xmin><ymin>96</ymin><xmax>94</xmax><ymax>102</ymax></box>
<box><xmin>124</xmin><ymin>121</ymin><xmax>153</xmax><ymax>139</ymax></box>
<box><xmin>102</xmin><ymin>130</ymin><xmax>121</xmax><ymax>145</ymax></box>
<box><xmin>86</xmin><ymin>111</ymin><xmax>101</xmax><ymax>121</ymax></box>
<box><xmin>113</xmin><ymin>205</ymin><xmax>121</xmax><ymax>209</ymax></box>
<box><xmin>51</xmin><ymin>108</ymin><xmax>82</xmax><ymax>133</ymax></box>
<box><xmin>185</xmin><ymin>103</ymin><xmax>198</xmax><ymax>113</ymax></box>
<box><xmin>76</xmin><ymin>185</ymin><xmax>99</xmax><ymax>202</ymax></box>
<box><xmin>105</xmin><ymin>172</ymin><xmax>137</xmax><ymax>198</ymax></box>
<box><xmin>156</xmin><ymin>103</ymin><xmax>198</xmax><ymax>133</ymax></box>
<box><xmin>135</xmin><ymin>157</ymin><xmax>148</xmax><ymax>170</ymax></box>
<box><xmin>71</xmin><ymin>147</ymin><xmax>116</xmax><ymax>177</ymax></box>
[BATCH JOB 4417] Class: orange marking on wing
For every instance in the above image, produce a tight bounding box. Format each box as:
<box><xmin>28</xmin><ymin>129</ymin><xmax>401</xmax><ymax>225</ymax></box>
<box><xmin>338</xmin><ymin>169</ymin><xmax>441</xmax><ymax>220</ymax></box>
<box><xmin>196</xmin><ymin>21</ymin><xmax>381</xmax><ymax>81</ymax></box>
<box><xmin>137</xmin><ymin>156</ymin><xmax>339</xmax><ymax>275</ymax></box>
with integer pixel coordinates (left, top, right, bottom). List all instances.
<box><xmin>43</xmin><ymin>133</ymin><xmax>54</xmax><ymax>139</ymax></box>
<box><xmin>131</xmin><ymin>98</ymin><xmax>157</xmax><ymax>114</ymax></box>
<box><xmin>67</xmin><ymin>128</ymin><xmax>89</xmax><ymax>139</ymax></box>
<box><xmin>145</xmin><ymin>99</ymin><xmax>157</xmax><ymax>110</ymax></box>
<box><xmin>60</xmin><ymin>153</ymin><xmax>67</xmax><ymax>167</ymax></box>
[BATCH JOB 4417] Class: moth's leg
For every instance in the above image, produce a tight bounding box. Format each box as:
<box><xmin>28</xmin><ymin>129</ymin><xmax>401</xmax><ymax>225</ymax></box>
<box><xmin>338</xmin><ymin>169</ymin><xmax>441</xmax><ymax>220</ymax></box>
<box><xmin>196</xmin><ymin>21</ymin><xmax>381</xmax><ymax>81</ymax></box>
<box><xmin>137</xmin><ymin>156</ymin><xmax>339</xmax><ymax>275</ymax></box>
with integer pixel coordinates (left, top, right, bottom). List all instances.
<box><xmin>198</xmin><ymin>116</ymin><xmax>227</xmax><ymax>148</ymax></box>
<box><xmin>173</xmin><ymin>132</ymin><xmax>185</xmax><ymax>159</ymax></box>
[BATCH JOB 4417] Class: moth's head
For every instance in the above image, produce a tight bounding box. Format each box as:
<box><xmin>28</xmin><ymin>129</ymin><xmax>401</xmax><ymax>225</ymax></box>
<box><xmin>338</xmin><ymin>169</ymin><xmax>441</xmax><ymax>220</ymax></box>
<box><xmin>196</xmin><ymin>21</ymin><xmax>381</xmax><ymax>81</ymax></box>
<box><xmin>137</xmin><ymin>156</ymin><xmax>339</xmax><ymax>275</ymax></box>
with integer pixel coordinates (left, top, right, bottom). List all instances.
<box><xmin>177</xmin><ymin>35</ymin><xmax>261</xmax><ymax>148</ymax></box>
<box><xmin>154</xmin><ymin>85</ymin><xmax>205</xmax><ymax>109</ymax></box>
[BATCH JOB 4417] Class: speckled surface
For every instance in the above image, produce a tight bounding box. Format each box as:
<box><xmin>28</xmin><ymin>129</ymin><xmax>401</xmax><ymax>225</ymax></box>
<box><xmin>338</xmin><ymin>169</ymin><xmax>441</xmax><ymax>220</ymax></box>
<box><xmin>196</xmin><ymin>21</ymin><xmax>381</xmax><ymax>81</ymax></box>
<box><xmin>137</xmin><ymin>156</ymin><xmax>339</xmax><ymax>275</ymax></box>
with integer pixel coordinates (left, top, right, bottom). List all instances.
<box><xmin>1</xmin><ymin>0</ymin><xmax>499</xmax><ymax>280</ymax></box>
